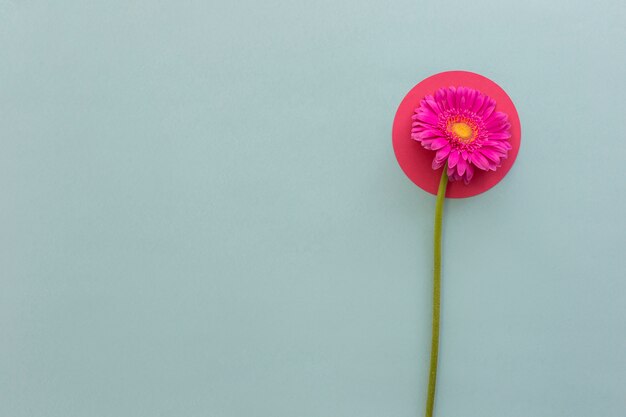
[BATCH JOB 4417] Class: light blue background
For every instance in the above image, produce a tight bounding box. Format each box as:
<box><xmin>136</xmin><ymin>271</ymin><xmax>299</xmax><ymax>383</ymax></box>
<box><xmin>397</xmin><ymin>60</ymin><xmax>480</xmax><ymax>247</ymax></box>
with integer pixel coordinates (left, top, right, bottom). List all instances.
<box><xmin>1</xmin><ymin>1</ymin><xmax>625</xmax><ymax>416</ymax></box>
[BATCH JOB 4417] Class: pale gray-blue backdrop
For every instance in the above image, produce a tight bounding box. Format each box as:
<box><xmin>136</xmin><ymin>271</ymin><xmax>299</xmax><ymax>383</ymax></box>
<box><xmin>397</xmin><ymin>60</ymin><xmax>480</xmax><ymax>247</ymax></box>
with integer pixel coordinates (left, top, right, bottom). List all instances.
<box><xmin>1</xmin><ymin>1</ymin><xmax>625</xmax><ymax>416</ymax></box>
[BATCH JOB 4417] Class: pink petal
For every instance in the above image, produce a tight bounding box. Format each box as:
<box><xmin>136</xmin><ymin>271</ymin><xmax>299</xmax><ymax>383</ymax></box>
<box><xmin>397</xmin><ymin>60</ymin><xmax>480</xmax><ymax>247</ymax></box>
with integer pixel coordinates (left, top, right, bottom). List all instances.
<box><xmin>434</xmin><ymin>89</ymin><xmax>447</xmax><ymax>110</ymax></box>
<box><xmin>448</xmin><ymin>150</ymin><xmax>460</xmax><ymax>168</ymax></box>
<box><xmin>485</xmin><ymin>111</ymin><xmax>507</xmax><ymax>124</ymax></box>
<box><xmin>479</xmin><ymin>148</ymin><xmax>502</xmax><ymax>163</ymax></box>
<box><xmin>432</xmin><ymin>158</ymin><xmax>445</xmax><ymax>170</ymax></box>
<box><xmin>464</xmin><ymin>164</ymin><xmax>474</xmax><ymax>184</ymax></box>
<box><xmin>446</xmin><ymin>87</ymin><xmax>456</xmax><ymax>110</ymax></box>
<box><xmin>488</xmin><ymin>132</ymin><xmax>512</xmax><ymax>140</ymax></box>
<box><xmin>430</xmin><ymin>138</ymin><xmax>448</xmax><ymax>150</ymax></box>
<box><xmin>435</xmin><ymin>145</ymin><xmax>451</xmax><ymax>162</ymax></box>
<box><xmin>447</xmin><ymin>165</ymin><xmax>457</xmax><ymax>179</ymax></box>
<box><xmin>416</xmin><ymin>129</ymin><xmax>442</xmax><ymax>139</ymax></box>
<box><xmin>465</xmin><ymin>88</ymin><xmax>477</xmax><ymax>109</ymax></box>
<box><xmin>481</xmin><ymin>101</ymin><xmax>496</xmax><ymax>119</ymax></box>
<box><xmin>485</xmin><ymin>119</ymin><xmax>508</xmax><ymax>131</ymax></box>
<box><xmin>470</xmin><ymin>152</ymin><xmax>489</xmax><ymax>170</ymax></box>
<box><xmin>456</xmin><ymin>158</ymin><xmax>467</xmax><ymax>176</ymax></box>
<box><xmin>456</xmin><ymin>86</ymin><xmax>465</xmax><ymax>108</ymax></box>
<box><xmin>418</xmin><ymin>134</ymin><xmax>445</xmax><ymax>145</ymax></box>
<box><xmin>424</xmin><ymin>97</ymin><xmax>440</xmax><ymax>114</ymax></box>
<box><xmin>472</xmin><ymin>94</ymin><xmax>485</xmax><ymax>113</ymax></box>
<box><xmin>415</xmin><ymin>111</ymin><xmax>439</xmax><ymax>125</ymax></box>
<box><xmin>482</xmin><ymin>140</ymin><xmax>509</xmax><ymax>148</ymax></box>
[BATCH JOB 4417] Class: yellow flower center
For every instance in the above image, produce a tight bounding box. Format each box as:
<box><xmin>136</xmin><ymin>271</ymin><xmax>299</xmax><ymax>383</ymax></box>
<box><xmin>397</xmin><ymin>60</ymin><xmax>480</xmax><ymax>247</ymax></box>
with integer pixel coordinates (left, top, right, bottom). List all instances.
<box><xmin>451</xmin><ymin>122</ymin><xmax>474</xmax><ymax>142</ymax></box>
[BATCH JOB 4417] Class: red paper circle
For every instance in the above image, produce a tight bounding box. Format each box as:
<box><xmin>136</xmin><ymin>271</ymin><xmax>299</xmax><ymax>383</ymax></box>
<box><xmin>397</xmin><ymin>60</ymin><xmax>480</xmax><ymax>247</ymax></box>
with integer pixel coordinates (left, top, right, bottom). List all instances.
<box><xmin>392</xmin><ymin>71</ymin><xmax>521</xmax><ymax>198</ymax></box>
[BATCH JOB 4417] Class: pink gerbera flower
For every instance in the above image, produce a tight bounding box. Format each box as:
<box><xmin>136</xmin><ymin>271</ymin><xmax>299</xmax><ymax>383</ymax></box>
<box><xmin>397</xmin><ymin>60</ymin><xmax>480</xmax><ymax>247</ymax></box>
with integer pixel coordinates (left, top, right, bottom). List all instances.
<box><xmin>411</xmin><ymin>86</ymin><xmax>512</xmax><ymax>184</ymax></box>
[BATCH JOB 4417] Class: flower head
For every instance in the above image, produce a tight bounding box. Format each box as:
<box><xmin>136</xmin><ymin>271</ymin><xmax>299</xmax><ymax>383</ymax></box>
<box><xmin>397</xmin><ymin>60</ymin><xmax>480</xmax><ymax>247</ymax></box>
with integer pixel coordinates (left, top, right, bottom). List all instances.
<box><xmin>411</xmin><ymin>86</ymin><xmax>512</xmax><ymax>184</ymax></box>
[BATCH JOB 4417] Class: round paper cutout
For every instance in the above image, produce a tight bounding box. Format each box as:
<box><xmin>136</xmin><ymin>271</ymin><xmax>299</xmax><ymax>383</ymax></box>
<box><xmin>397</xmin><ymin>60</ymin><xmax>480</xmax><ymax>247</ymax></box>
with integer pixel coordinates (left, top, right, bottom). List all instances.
<box><xmin>392</xmin><ymin>70</ymin><xmax>521</xmax><ymax>198</ymax></box>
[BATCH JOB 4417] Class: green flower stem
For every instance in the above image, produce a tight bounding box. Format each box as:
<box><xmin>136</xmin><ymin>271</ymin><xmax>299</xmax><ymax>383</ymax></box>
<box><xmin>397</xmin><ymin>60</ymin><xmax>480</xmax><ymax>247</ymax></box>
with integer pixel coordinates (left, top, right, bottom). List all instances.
<box><xmin>425</xmin><ymin>168</ymin><xmax>448</xmax><ymax>417</ymax></box>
